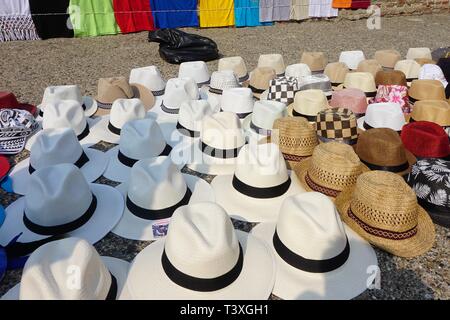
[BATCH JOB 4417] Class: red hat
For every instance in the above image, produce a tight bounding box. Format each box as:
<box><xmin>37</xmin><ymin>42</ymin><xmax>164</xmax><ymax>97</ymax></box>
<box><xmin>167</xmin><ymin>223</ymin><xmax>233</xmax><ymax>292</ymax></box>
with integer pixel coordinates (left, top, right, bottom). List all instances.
<box><xmin>0</xmin><ymin>156</ymin><xmax>10</xmax><ymax>181</ymax></box>
<box><xmin>0</xmin><ymin>92</ymin><xmax>37</xmax><ymax>117</ymax></box>
<box><xmin>401</xmin><ymin>121</ymin><xmax>450</xmax><ymax>159</ymax></box>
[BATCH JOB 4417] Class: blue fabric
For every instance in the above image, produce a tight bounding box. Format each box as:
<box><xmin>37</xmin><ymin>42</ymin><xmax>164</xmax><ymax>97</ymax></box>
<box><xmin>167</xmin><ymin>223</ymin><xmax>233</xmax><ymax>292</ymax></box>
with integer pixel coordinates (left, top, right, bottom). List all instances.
<box><xmin>1</xmin><ymin>176</ymin><xmax>13</xmax><ymax>193</ymax></box>
<box><xmin>234</xmin><ymin>0</ymin><xmax>272</xmax><ymax>27</ymax></box>
<box><xmin>0</xmin><ymin>247</ymin><xmax>6</xmax><ymax>281</ymax></box>
<box><xmin>150</xmin><ymin>0</ymin><xmax>199</xmax><ymax>28</ymax></box>
<box><xmin>0</xmin><ymin>205</ymin><xmax>4</xmax><ymax>227</ymax></box>
<box><xmin>0</xmin><ymin>233</ymin><xmax>29</xmax><ymax>281</ymax></box>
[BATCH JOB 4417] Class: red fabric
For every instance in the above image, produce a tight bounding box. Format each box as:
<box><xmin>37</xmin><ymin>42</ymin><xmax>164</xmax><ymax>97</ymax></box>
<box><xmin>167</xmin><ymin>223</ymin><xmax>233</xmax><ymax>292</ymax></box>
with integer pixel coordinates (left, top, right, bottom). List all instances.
<box><xmin>0</xmin><ymin>156</ymin><xmax>10</xmax><ymax>180</ymax></box>
<box><xmin>351</xmin><ymin>0</ymin><xmax>371</xmax><ymax>9</ymax></box>
<box><xmin>113</xmin><ymin>0</ymin><xmax>155</xmax><ymax>34</ymax></box>
<box><xmin>0</xmin><ymin>92</ymin><xmax>37</xmax><ymax>117</ymax></box>
<box><xmin>401</xmin><ymin>121</ymin><xmax>450</xmax><ymax>158</ymax></box>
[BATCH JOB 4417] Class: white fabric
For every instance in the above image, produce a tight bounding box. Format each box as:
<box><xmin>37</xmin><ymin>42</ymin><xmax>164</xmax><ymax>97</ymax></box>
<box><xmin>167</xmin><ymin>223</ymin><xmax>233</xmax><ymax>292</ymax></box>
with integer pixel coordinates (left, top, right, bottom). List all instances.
<box><xmin>308</xmin><ymin>0</ymin><xmax>338</xmax><ymax>18</ymax></box>
<box><xmin>0</xmin><ymin>0</ymin><xmax>39</xmax><ymax>41</ymax></box>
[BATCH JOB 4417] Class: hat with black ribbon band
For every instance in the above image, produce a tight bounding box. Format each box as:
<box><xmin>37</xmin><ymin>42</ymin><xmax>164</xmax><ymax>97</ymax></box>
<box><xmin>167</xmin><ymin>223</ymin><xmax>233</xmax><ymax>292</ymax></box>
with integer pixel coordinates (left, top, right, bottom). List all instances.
<box><xmin>107</xmin><ymin>122</ymin><xmax>121</xmax><ymax>135</ymax></box>
<box><xmin>161</xmin><ymin>243</ymin><xmax>244</xmax><ymax>292</ymax></box>
<box><xmin>239</xmin><ymin>74</ymin><xmax>249</xmax><ymax>83</ymax></box>
<box><xmin>29</xmin><ymin>150</ymin><xmax>90</xmax><ymax>174</ymax></box>
<box><xmin>273</xmin><ymin>231</ymin><xmax>350</xmax><ymax>273</ymax></box>
<box><xmin>250</xmin><ymin>122</ymin><xmax>272</xmax><ymax>136</ymax></box>
<box><xmin>4</xmin><ymin>234</ymin><xmax>65</xmax><ymax>258</ymax></box>
<box><xmin>176</xmin><ymin>122</ymin><xmax>200</xmax><ymax>138</ymax></box>
<box><xmin>201</xmin><ymin>141</ymin><xmax>243</xmax><ymax>159</ymax></box>
<box><xmin>105</xmin><ymin>273</ymin><xmax>118</xmax><ymax>300</ymax></box>
<box><xmin>220</xmin><ymin>109</ymin><xmax>251</xmax><ymax>120</ymax></box>
<box><xmin>363</xmin><ymin>121</ymin><xmax>401</xmax><ymax>134</ymax></box>
<box><xmin>160</xmin><ymin>102</ymin><xmax>179</xmax><ymax>115</ymax></box>
<box><xmin>117</xmin><ymin>144</ymin><xmax>172</xmax><ymax>168</ymax></box>
<box><xmin>248</xmin><ymin>85</ymin><xmax>266</xmax><ymax>94</ymax></box>
<box><xmin>39</xmin><ymin>103</ymin><xmax>87</xmax><ymax>117</ymax></box>
<box><xmin>360</xmin><ymin>158</ymin><xmax>409</xmax><ymax>173</ymax></box>
<box><xmin>152</xmin><ymin>89</ymin><xmax>165</xmax><ymax>97</ymax></box>
<box><xmin>209</xmin><ymin>87</ymin><xmax>223</xmax><ymax>95</ymax></box>
<box><xmin>23</xmin><ymin>195</ymin><xmax>97</xmax><ymax>236</ymax></box>
<box><xmin>292</xmin><ymin>110</ymin><xmax>317</xmax><ymax>122</ymax></box>
<box><xmin>318</xmin><ymin>135</ymin><xmax>357</xmax><ymax>146</ymax></box>
<box><xmin>232</xmin><ymin>175</ymin><xmax>291</xmax><ymax>199</ymax></box>
<box><xmin>77</xmin><ymin>124</ymin><xmax>90</xmax><ymax>141</ymax></box>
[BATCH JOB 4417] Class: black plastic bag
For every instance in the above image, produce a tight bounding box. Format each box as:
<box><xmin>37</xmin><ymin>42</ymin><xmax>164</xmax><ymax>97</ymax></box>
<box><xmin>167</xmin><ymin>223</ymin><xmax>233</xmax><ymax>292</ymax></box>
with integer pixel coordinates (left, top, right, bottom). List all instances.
<box><xmin>148</xmin><ymin>29</ymin><xmax>219</xmax><ymax>64</ymax></box>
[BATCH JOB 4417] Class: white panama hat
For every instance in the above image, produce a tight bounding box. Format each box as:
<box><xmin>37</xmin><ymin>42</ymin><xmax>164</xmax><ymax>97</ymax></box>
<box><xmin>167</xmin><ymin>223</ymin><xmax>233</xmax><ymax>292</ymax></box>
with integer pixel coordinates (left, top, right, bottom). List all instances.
<box><xmin>0</xmin><ymin>163</ymin><xmax>124</xmax><ymax>247</ymax></box>
<box><xmin>178</xmin><ymin>61</ymin><xmax>211</xmax><ymax>87</ymax></box>
<box><xmin>251</xmin><ymin>192</ymin><xmax>378</xmax><ymax>300</ymax></box>
<box><xmin>211</xmin><ymin>142</ymin><xmax>306</xmax><ymax>223</ymax></box>
<box><xmin>112</xmin><ymin>156</ymin><xmax>215</xmax><ymax>241</ymax></box>
<box><xmin>203</xmin><ymin>71</ymin><xmax>241</xmax><ymax>108</ymax></box>
<box><xmin>357</xmin><ymin>102</ymin><xmax>406</xmax><ymax>132</ymax></box>
<box><xmin>220</xmin><ymin>87</ymin><xmax>255</xmax><ymax>120</ymax></box>
<box><xmin>2</xmin><ymin>237</ymin><xmax>129</xmax><ymax>300</ymax></box>
<box><xmin>285</xmin><ymin>63</ymin><xmax>312</xmax><ymax>80</ymax></box>
<box><xmin>406</xmin><ymin>47</ymin><xmax>432</xmax><ymax>60</ymax></box>
<box><xmin>120</xmin><ymin>202</ymin><xmax>276</xmax><ymax>300</ymax></box>
<box><xmin>339</xmin><ymin>51</ymin><xmax>366</xmax><ymax>70</ymax></box>
<box><xmin>10</xmin><ymin>128</ymin><xmax>107</xmax><ymax>195</ymax></box>
<box><xmin>418</xmin><ymin>64</ymin><xmax>448</xmax><ymax>88</ymax></box>
<box><xmin>129</xmin><ymin>65</ymin><xmax>166</xmax><ymax>97</ymax></box>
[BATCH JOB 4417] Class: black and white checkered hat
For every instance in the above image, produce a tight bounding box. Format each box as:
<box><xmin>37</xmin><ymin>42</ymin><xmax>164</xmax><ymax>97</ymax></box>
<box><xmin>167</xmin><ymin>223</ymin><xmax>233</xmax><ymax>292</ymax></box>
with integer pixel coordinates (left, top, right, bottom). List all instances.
<box><xmin>316</xmin><ymin>108</ymin><xmax>358</xmax><ymax>145</ymax></box>
<box><xmin>267</xmin><ymin>77</ymin><xmax>299</xmax><ymax>105</ymax></box>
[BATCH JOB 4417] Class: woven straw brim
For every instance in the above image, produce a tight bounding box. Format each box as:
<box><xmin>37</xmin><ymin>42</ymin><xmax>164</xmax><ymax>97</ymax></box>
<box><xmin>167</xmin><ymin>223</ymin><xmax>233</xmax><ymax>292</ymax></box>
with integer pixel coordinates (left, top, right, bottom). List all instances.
<box><xmin>335</xmin><ymin>185</ymin><xmax>435</xmax><ymax>258</ymax></box>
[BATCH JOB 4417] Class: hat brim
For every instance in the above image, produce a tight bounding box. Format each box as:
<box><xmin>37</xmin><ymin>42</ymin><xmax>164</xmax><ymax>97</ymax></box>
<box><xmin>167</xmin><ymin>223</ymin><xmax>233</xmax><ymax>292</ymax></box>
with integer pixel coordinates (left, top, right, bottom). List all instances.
<box><xmin>251</xmin><ymin>222</ymin><xmax>378</xmax><ymax>300</ymax></box>
<box><xmin>356</xmin><ymin>116</ymin><xmax>405</xmax><ymax>133</ymax></box>
<box><xmin>130</xmin><ymin>83</ymin><xmax>156</xmax><ymax>111</ymax></box>
<box><xmin>1</xmin><ymin>256</ymin><xmax>130</xmax><ymax>300</ymax></box>
<box><xmin>154</xmin><ymin>116</ymin><xmax>196</xmax><ymax>148</ymax></box>
<box><xmin>241</xmin><ymin>114</ymin><xmax>272</xmax><ymax>143</ymax></box>
<box><xmin>286</xmin><ymin>104</ymin><xmax>328</xmax><ymax>122</ymax></box>
<box><xmin>210</xmin><ymin>172</ymin><xmax>305</xmax><ymax>223</ymax></box>
<box><xmin>37</xmin><ymin>96</ymin><xmax>97</xmax><ymax>120</ymax></box>
<box><xmin>334</xmin><ymin>186</ymin><xmax>435</xmax><ymax>258</ymax></box>
<box><xmin>119</xmin><ymin>230</ymin><xmax>275</xmax><ymax>300</ymax></box>
<box><xmin>112</xmin><ymin>174</ymin><xmax>215</xmax><ymax>241</ymax></box>
<box><xmin>147</xmin><ymin>97</ymin><xmax>179</xmax><ymax>120</ymax></box>
<box><xmin>9</xmin><ymin>146</ymin><xmax>108</xmax><ymax>195</ymax></box>
<box><xmin>0</xmin><ymin>184</ymin><xmax>124</xmax><ymax>246</ymax></box>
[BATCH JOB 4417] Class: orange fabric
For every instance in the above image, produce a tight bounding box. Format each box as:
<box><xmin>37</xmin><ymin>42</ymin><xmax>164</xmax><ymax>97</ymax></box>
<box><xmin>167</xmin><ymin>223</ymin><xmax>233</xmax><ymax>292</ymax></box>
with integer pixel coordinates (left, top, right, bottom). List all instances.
<box><xmin>332</xmin><ymin>0</ymin><xmax>352</xmax><ymax>8</ymax></box>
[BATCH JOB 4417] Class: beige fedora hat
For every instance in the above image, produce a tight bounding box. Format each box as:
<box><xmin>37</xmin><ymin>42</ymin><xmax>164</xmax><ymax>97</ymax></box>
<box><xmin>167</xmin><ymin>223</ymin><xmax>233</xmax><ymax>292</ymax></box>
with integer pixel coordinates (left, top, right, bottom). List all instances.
<box><xmin>300</xmin><ymin>52</ymin><xmax>328</xmax><ymax>73</ymax></box>
<box><xmin>406</xmin><ymin>47</ymin><xmax>432</xmax><ymax>60</ymax></box>
<box><xmin>408</xmin><ymin>80</ymin><xmax>446</xmax><ymax>104</ymax></box>
<box><xmin>373</xmin><ymin>49</ymin><xmax>401</xmax><ymax>69</ymax></box>
<box><xmin>287</xmin><ymin>89</ymin><xmax>329</xmax><ymax>120</ymax></box>
<box><xmin>324</xmin><ymin>62</ymin><xmax>349</xmax><ymax>87</ymax></box>
<box><xmin>409</xmin><ymin>100</ymin><xmax>450</xmax><ymax>127</ymax></box>
<box><xmin>245</xmin><ymin>67</ymin><xmax>277</xmax><ymax>99</ymax></box>
<box><xmin>394</xmin><ymin>60</ymin><xmax>421</xmax><ymax>84</ymax></box>
<box><xmin>257</xmin><ymin>54</ymin><xmax>286</xmax><ymax>76</ymax></box>
<box><xmin>356</xmin><ymin>59</ymin><xmax>383</xmax><ymax>77</ymax></box>
<box><xmin>340</xmin><ymin>72</ymin><xmax>377</xmax><ymax>98</ymax></box>
<box><xmin>218</xmin><ymin>56</ymin><xmax>249</xmax><ymax>83</ymax></box>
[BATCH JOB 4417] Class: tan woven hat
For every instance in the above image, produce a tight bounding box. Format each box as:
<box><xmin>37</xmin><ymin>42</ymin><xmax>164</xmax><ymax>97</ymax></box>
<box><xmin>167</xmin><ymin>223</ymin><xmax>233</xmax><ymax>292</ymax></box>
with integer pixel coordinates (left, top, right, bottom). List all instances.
<box><xmin>374</xmin><ymin>49</ymin><xmax>401</xmax><ymax>69</ymax></box>
<box><xmin>218</xmin><ymin>56</ymin><xmax>249</xmax><ymax>83</ymax></box>
<box><xmin>355</xmin><ymin>128</ymin><xmax>417</xmax><ymax>176</ymax></box>
<box><xmin>340</xmin><ymin>72</ymin><xmax>377</xmax><ymax>98</ymax></box>
<box><xmin>95</xmin><ymin>77</ymin><xmax>155</xmax><ymax>116</ymax></box>
<box><xmin>356</xmin><ymin>60</ymin><xmax>383</xmax><ymax>77</ymax></box>
<box><xmin>408</xmin><ymin>80</ymin><xmax>446</xmax><ymax>103</ymax></box>
<box><xmin>300</xmin><ymin>52</ymin><xmax>328</xmax><ymax>73</ymax></box>
<box><xmin>324</xmin><ymin>62</ymin><xmax>349</xmax><ymax>86</ymax></box>
<box><xmin>409</xmin><ymin>100</ymin><xmax>450</xmax><ymax>127</ymax></box>
<box><xmin>294</xmin><ymin>142</ymin><xmax>369</xmax><ymax>200</ymax></box>
<box><xmin>335</xmin><ymin>171</ymin><xmax>435</xmax><ymax>258</ymax></box>
<box><xmin>287</xmin><ymin>89</ymin><xmax>329</xmax><ymax>120</ymax></box>
<box><xmin>246</xmin><ymin>67</ymin><xmax>277</xmax><ymax>99</ymax></box>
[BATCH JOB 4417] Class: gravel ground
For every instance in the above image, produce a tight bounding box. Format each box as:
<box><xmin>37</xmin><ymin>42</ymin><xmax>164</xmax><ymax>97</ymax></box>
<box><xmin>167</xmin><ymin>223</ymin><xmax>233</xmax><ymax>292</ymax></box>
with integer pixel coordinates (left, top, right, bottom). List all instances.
<box><xmin>0</xmin><ymin>14</ymin><xmax>449</xmax><ymax>300</ymax></box>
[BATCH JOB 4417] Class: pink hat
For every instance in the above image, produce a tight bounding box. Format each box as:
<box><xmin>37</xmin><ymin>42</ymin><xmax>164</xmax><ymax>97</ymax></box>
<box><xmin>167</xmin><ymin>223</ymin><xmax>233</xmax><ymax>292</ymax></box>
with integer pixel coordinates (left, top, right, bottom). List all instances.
<box><xmin>329</xmin><ymin>88</ymin><xmax>368</xmax><ymax>116</ymax></box>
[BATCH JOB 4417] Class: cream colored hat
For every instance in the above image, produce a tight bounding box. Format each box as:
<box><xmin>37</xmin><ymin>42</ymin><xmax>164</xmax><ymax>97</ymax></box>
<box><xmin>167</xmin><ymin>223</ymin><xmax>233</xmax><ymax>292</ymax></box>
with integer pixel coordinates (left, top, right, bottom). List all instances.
<box><xmin>246</xmin><ymin>67</ymin><xmax>277</xmax><ymax>99</ymax></box>
<box><xmin>324</xmin><ymin>62</ymin><xmax>349</xmax><ymax>86</ymax></box>
<box><xmin>176</xmin><ymin>100</ymin><xmax>216</xmax><ymax>139</ymax></box>
<box><xmin>300</xmin><ymin>52</ymin><xmax>328</xmax><ymax>73</ymax></box>
<box><xmin>242</xmin><ymin>100</ymin><xmax>287</xmax><ymax>141</ymax></box>
<box><xmin>356</xmin><ymin>59</ymin><xmax>383</xmax><ymax>77</ymax></box>
<box><xmin>178</xmin><ymin>61</ymin><xmax>211</xmax><ymax>87</ymax></box>
<box><xmin>285</xmin><ymin>63</ymin><xmax>312</xmax><ymax>79</ymax></box>
<box><xmin>218</xmin><ymin>56</ymin><xmax>249</xmax><ymax>82</ymax></box>
<box><xmin>221</xmin><ymin>87</ymin><xmax>254</xmax><ymax>120</ymax></box>
<box><xmin>341</xmin><ymin>72</ymin><xmax>377</xmax><ymax>98</ymax></box>
<box><xmin>339</xmin><ymin>51</ymin><xmax>366</xmax><ymax>70</ymax></box>
<box><xmin>129</xmin><ymin>66</ymin><xmax>166</xmax><ymax>96</ymax></box>
<box><xmin>406</xmin><ymin>47</ymin><xmax>432</xmax><ymax>60</ymax></box>
<box><xmin>287</xmin><ymin>89</ymin><xmax>328</xmax><ymax>120</ymax></box>
<box><xmin>394</xmin><ymin>60</ymin><xmax>421</xmax><ymax>82</ymax></box>
<box><xmin>374</xmin><ymin>49</ymin><xmax>402</xmax><ymax>69</ymax></box>
<box><xmin>258</xmin><ymin>54</ymin><xmax>286</xmax><ymax>76</ymax></box>
<box><xmin>157</xmin><ymin>77</ymin><xmax>200</xmax><ymax>117</ymax></box>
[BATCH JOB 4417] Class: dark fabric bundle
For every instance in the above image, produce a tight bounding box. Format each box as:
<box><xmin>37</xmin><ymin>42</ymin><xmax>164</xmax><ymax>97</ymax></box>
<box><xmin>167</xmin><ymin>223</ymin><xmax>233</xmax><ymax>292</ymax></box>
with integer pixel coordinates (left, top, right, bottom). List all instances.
<box><xmin>437</xmin><ymin>58</ymin><xmax>450</xmax><ymax>98</ymax></box>
<box><xmin>29</xmin><ymin>0</ymin><xmax>74</xmax><ymax>39</ymax></box>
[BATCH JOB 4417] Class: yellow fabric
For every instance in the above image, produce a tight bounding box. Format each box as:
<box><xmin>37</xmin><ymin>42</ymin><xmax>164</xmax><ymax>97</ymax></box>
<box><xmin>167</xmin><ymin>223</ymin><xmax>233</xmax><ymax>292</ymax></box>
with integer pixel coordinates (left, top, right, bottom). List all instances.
<box><xmin>199</xmin><ymin>0</ymin><xmax>235</xmax><ymax>28</ymax></box>
<box><xmin>332</xmin><ymin>0</ymin><xmax>352</xmax><ymax>8</ymax></box>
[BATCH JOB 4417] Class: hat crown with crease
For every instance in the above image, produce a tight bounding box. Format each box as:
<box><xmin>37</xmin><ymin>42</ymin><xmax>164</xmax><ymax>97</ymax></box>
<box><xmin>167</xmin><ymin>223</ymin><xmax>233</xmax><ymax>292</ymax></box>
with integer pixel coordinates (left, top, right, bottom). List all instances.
<box><xmin>218</xmin><ymin>56</ymin><xmax>248</xmax><ymax>80</ymax></box>
<box><xmin>324</xmin><ymin>62</ymin><xmax>349</xmax><ymax>84</ymax></box>
<box><xmin>248</xmin><ymin>67</ymin><xmax>277</xmax><ymax>91</ymax></box>
<box><xmin>209</xmin><ymin>71</ymin><xmax>240</xmax><ymax>92</ymax></box>
<box><xmin>178</xmin><ymin>61</ymin><xmax>210</xmax><ymax>85</ymax></box>
<box><xmin>235</xmin><ymin>143</ymin><xmax>289</xmax><ymax>188</ymax></box>
<box><xmin>375</xmin><ymin>70</ymin><xmax>407</xmax><ymax>87</ymax></box>
<box><xmin>356</xmin><ymin>60</ymin><xmax>383</xmax><ymax>77</ymax></box>
<box><xmin>42</xmin><ymin>100</ymin><xmax>87</xmax><ymax>136</ymax></box>
<box><xmin>30</xmin><ymin>128</ymin><xmax>84</xmax><ymax>170</ymax></box>
<box><xmin>418</xmin><ymin>64</ymin><xmax>448</xmax><ymax>87</ymax></box>
<box><xmin>25</xmin><ymin>163</ymin><xmax>93</xmax><ymax>228</ymax></box>
<box><xmin>179</xmin><ymin>100</ymin><xmax>214</xmax><ymax>132</ymax></box>
<box><xmin>410</xmin><ymin>100</ymin><xmax>450</xmax><ymax>126</ymax></box>
<box><xmin>363</xmin><ymin>102</ymin><xmax>405</xmax><ymax>131</ymax></box>
<box><xmin>96</xmin><ymin>77</ymin><xmax>134</xmax><ymax>104</ymax></box>
<box><xmin>109</xmin><ymin>98</ymin><xmax>146</xmax><ymax>129</ymax></box>
<box><xmin>292</xmin><ymin>89</ymin><xmax>328</xmax><ymax>116</ymax></box>
<box><xmin>272</xmin><ymin>117</ymin><xmax>318</xmax><ymax>157</ymax></box>
<box><xmin>285</xmin><ymin>63</ymin><xmax>312</xmax><ymax>79</ymax></box>
<box><xmin>41</xmin><ymin>85</ymin><xmax>83</xmax><ymax>105</ymax></box>
<box><xmin>339</xmin><ymin>51</ymin><xmax>365</xmax><ymax>70</ymax></box>
<box><xmin>277</xmin><ymin>192</ymin><xmax>347</xmax><ymax>259</ymax></box>
<box><xmin>409</xmin><ymin>80</ymin><xmax>446</xmax><ymax>101</ymax></box>
<box><xmin>128</xmin><ymin>157</ymin><xmax>187</xmax><ymax>210</ymax></box>
<box><xmin>343</xmin><ymin>72</ymin><xmax>376</xmax><ymax>93</ymax></box>
<box><xmin>330</xmin><ymin>88</ymin><xmax>368</xmax><ymax>115</ymax></box>
<box><xmin>165</xmin><ymin>202</ymin><xmax>240</xmax><ymax>279</ymax></box>
<box><xmin>252</xmin><ymin>100</ymin><xmax>286</xmax><ymax>130</ymax></box>
<box><xmin>129</xmin><ymin>66</ymin><xmax>166</xmax><ymax>92</ymax></box>
<box><xmin>407</xmin><ymin>47</ymin><xmax>432</xmax><ymax>60</ymax></box>
<box><xmin>221</xmin><ymin>88</ymin><xmax>254</xmax><ymax>114</ymax></box>
<box><xmin>394</xmin><ymin>60</ymin><xmax>421</xmax><ymax>79</ymax></box>
<box><xmin>119</xmin><ymin>118</ymin><xmax>166</xmax><ymax>160</ymax></box>
<box><xmin>164</xmin><ymin>78</ymin><xmax>199</xmax><ymax>109</ymax></box>
<box><xmin>374</xmin><ymin>49</ymin><xmax>401</xmax><ymax>69</ymax></box>
<box><xmin>300</xmin><ymin>52</ymin><xmax>327</xmax><ymax>72</ymax></box>
<box><xmin>201</xmin><ymin>112</ymin><xmax>245</xmax><ymax>150</ymax></box>
<box><xmin>258</xmin><ymin>54</ymin><xmax>285</xmax><ymax>75</ymax></box>
<box><xmin>401</xmin><ymin>121</ymin><xmax>450</xmax><ymax>158</ymax></box>
<box><xmin>19</xmin><ymin>237</ymin><xmax>112</xmax><ymax>300</ymax></box>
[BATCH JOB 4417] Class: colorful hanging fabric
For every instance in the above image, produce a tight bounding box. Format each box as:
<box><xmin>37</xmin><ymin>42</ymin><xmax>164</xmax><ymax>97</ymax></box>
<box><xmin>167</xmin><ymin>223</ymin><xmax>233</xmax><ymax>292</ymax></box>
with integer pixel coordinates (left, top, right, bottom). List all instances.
<box><xmin>69</xmin><ymin>0</ymin><xmax>120</xmax><ymax>37</ymax></box>
<box><xmin>29</xmin><ymin>0</ymin><xmax>73</xmax><ymax>39</ymax></box>
<box><xmin>150</xmin><ymin>0</ymin><xmax>198</xmax><ymax>29</ymax></box>
<box><xmin>235</xmin><ymin>0</ymin><xmax>266</xmax><ymax>27</ymax></box>
<box><xmin>113</xmin><ymin>0</ymin><xmax>155</xmax><ymax>34</ymax></box>
<box><xmin>0</xmin><ymin>0</ymin><xmax>39</xmax><ymax>41</ymax></box>
<box><xmin>332</xmin><ymin>0</ymin><xmax>351</xmax><ymax>8</ymax></box>
<box><xmin>308</xmin><ymin>0</ymin><xmax>338</xmax><ymax>18</ymax></box>
<box><xmin>260</xmin><ymin>0</ymin><xmax>291</xmax><ymax>22</ymax></box>
<box><xmin>351</xmin><ymin>0</ymin><xmax>371</xmax><ymax>9</ymax></box>
<box><xmin>290</xmin><ymin>0</ymin><xmax>309</xmax><ymax>20</ymax></box>
<box><xmin>199</xmin><ymin>0</ymin><xmax>235</xmax><ymax>28</ymax></box>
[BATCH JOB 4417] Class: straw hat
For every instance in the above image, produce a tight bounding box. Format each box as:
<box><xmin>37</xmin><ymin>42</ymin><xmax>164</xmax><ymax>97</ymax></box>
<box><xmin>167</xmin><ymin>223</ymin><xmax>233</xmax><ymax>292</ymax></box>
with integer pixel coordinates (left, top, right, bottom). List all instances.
<box><xmin>251</xmin><ymin>192</ymin><xmax>377</xmax><ymax>300</ymax></box>
<box><xmin>285</xmin><ymin>63</ymin><xmax>312</xmax><ymax>79</ymax></box>
<box><xmin>211</xmin><ymin>143</ymin><xmax>305</xmax><ymax>222</ymax></box>
<box><xmin>406</xmin><ymin>159</ymin><xmax>450</xmax><ymax>227</ymax></box>
<box><xmin>300</xmin><ymin>52</ymin><xmax>328</xmax><ymax>73</ymax></box>
<box><xmin>324</xmin><ymin>62</ymin><xmax>349</xmax><ymax>87</ymax></box>
<box><xmin>373</xmin><ymin>49</ymin><xmax>401</xmax><ymax>69</ymax></box>
<box><xmin>178</xmin><ymin>61</ymin><xmax>210</xmax><ymax>87</ymax></box>
<box><xmin>316</xmin><ymin>108</ymin><xmax>358</xmax><ymax>145</ymax></box>
<box><xmin>294</xmin><ymin>142</ymin><xmax>369</xmax><ymax>200</ymax></box>
<box><xmin>335</xmin><ymin>171</ymin><xmax>435</xmax><ymax>258</ymax></box>
<box><xmin>38</xmin><ymin>85</ymin><xmax>97</xmax><ymax>118</ymax></box>
<box><xmin>329</xmin><ymin>88</ymin><xmax>368</xmax><ymax>117</ymax></box>
<box><xmin>0</xmin><ymin>163</ymin><xmax>123</xmax><ymax>247</ymax></box>
<box><xmin>220</xmin><ymin>88</ymin><xmax>254</xmax><ymax>120</ymax></box>
<box><xmin>375</xmin><ymin>70</ymin><xmax>407</xmax><ymax>87</ymax></box>
<box><xmin>246</xmin><ymin>67</ymin><xmax>277</xmax><ymax>99</ymax></box>
<box><xmin>339</xmin><ymin>72</ymin><xmax>377</xmax><ymax>98</ymax></box>
<box><xmin>103</xmin><ymin>118</ymin><xmax>173</xmax><ymax>183</ymax></box>
<box><xmin>121</xmin><ymin>202</ymin><xmax>275</xmax><ymax>300</ymax></box>
<box><xmin>0</xmin><ymin>91</ymin><xmax>37</xmax><ymax>117</ymax></box>
<box><xmin>339</xmin><ymin>51</ymin><xmax>366</xmax><ymax>70</ymax></box>
<box><xmin>406</xmin><ymin>47</ymin><xmax>432</xmax><ymax>60</ymax></box>
<box><xmin>129</xmin><ymin>66</ymin><xmax>166</xmax><ymax>97</ymax></box>
<box><xmin>357</xmin><ymin>102</ymin><xmax>406</xmax><ymax>133</ymax></box>
<box><xmin>95</xmin><ymin>77</ymin><xmax>154</xmax><ymax>116</ymax></box>
<box><xmin>287</xmin><ymin>89</ymin><xmax>328</xmax><ymax>120</ymax></box>
<box><xmin>258</xmin><ymin>54</ymin><xmax>286</xmax><ymax>76</ymax></box>
<box><xmin>408</xmin><ymin>100</ymin><xmax>450</xmax><ymax>127</ymax></box>
<box><xmin>401</xmin><ymin>121</ymin><xmax>450</xmax><ymax>160</ymax></box>
<box><xmin>408</xmin><ymin>80</ymin><xmax>446</xmax><ymax>104</ymax></box>
<box><xmin>394</xmin><ymin>60</ymin><xmax>421</xmax><ymax>84</ymax></box>
<box><xmin>356</xmin><ymin>59</ymin><xmax>383</xmax><ymax>77</ymax></box>
<box><xmin>418</xmin><ymin>64</ymin><xmax>448</xmax><ymax>88</ymax></box>
<box><xmin>218</xmin><ymin>56</ymin><xmax>249</xmax><ymax>83</ymax></box>
<box><xmin>2</xmin><ymin>238</ymin><xmax>129</xmax><ymax>300</ymax></box>
<box><xmin>10</xmin><ymin>128</ymin><xmax>107</xmax><ymax>195</ymax></box>
<box><xmin>355</xmin><ymin>128</ymin><xmax>416</xmax><ymax>176</ymax></box>
<box><xmin>112</xmin><ymin>156</ymin><xmax>214</xmax><ymax>241</ymax></box>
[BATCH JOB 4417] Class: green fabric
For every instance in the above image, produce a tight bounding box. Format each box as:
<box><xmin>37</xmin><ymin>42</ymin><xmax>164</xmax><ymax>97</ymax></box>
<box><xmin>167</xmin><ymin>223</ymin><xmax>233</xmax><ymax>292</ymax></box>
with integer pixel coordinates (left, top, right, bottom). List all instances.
<box><xmin>69</xmin><ymin>0</ymin><xmax>119</xmax><ymax>37</ymax></box>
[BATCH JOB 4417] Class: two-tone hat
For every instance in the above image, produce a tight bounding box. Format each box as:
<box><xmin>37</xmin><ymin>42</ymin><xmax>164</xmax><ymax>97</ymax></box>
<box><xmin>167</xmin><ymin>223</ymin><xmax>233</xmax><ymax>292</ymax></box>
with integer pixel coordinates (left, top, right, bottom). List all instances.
<box><xmin>287</xmin><ymin>89</ymin><xmax>328</xmax><ymax>121</ymax></box>
<box><xmin>357</xmin><ymin>102</ymin><xmax>406</xmax><ymax>133</ymax></box>
<box><xmin>406</xmin><ymin>47</ymin><xmax>432</xmax><ymax>60</ymax></box>
<box><xmin>265</xmin><ymin>77</ymin><xmax>299</xmax><ymax>105</ymax></box>
<box><xmin>218</xmin><ymin>56</ymin><xmax>249</xmax><ymax>83</ymax></box>
<box><xmin>374</xmin><ymin>49</ymin><xmax>401</xmax><ymax>69</ymax></box>
<box><xmin>356</xmin><ymin>59</ymin><xmax>383</xmax><ymax>77</ymax></box>
<box><xmin>129</xmin><ymin>66</ymin><xmax>166</xmax><ymax>97</ymax></box>
<box><xmin>335</xmin><ymin>171</ymin><xmax>435</xmax><ymax>258</ymax></box>
<box><xmin>408</xmin><ymin>81</ymin><xmax>446</xmax><ymax>105</ymax></box>
<box><xmin>300</xmin><ymin>52</ymin><xmax>327</xmax><ymax>73</ymax></box>
<box><xmin>178</xmin><ymin>61</ymin><xmax>210</xmax><ymax>87</ymax></box>
<box><xmin>339</xmin><ymin>51</ymin><xmax>365</xmax><ymax>70</ymax></box>
<box><xmin>329</xmin><ymin>88</ymin><xmax>368</xmax><ymax>117</ymax></box>
<box><xmin>316</xmin><ymin>108</ymin><xmax>358</xmax><ymax>145</ymax></box>
<box><xmin>375</xmin><ymin>70</ymin><xmax>407</xmax><ymax>87</ymax></box>
<box><xmin>324</xmin><ymin>62</ymin><xmax>349</xmax><ymax>87</ymax></box>
<box><xmin>258</xmin><ymin>54</ymin><xmax>286</xmax><ymax>76</ymax></box>
<box><xmin>285</xmin><ymin>63</ymin><xmax>312</xmax><ymax>80</ymax></box>
<box><xmin>243</xmin><ymin>100</ymin><xmax>287</xmax><ymax>141</ymax></box>
<box><xmin>246</xmin><ymin>67</ymin><xmax>277</xmax><ymax>99</ymax></box>
<box><xmin>0</xmin><ymin>92</ymin><xmax>37</xmax><ymax>117</ymax></box>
